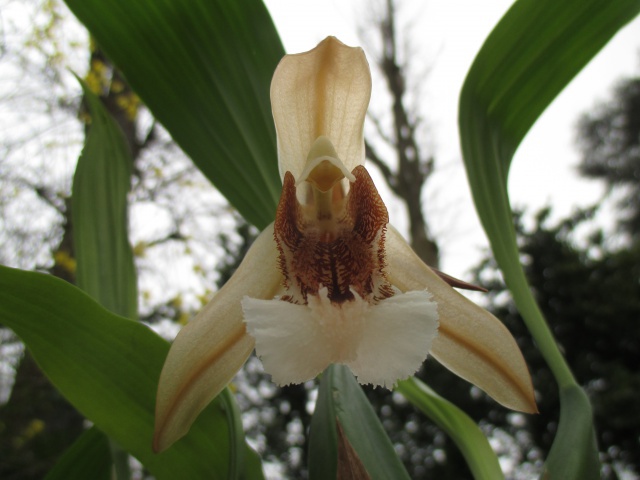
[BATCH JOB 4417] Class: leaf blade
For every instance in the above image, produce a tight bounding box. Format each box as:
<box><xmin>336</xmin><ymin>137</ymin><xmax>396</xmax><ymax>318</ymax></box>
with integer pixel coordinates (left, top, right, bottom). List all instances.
<box><xmin>308</xmin><ymin>372</ymin><xmax>339</xmax><ymax>480</ymax></box>
<box><xmin>315</xmin><ymin>365</ymin><xmax>411</xmax><ymax>480</ymax></box>
<box><xmin>64</xmin><ymin>0</ymin><xmax>285</xmax><ymax>228</ymax></box>
<box><xmin>396</xmin><ymin>377</ymin><xmax>504</xmax><ymax>480</ymax></box>
<box><xmin>0</xmin><ymin>266</ymin><xmax>232</xmax><ymax>480</ymax></box>
<box><xmin>72</xmin><ymin>80</ymin><xmax>137</xmax><ymax>317</ymax></box>
<box><xmin>458</xmin><ymin>0</ymin><xmax>640</xmax><ymax>477</ymax></box>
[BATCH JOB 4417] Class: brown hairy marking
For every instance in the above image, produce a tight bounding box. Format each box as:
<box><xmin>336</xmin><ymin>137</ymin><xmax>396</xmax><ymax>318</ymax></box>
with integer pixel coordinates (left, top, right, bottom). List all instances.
<box><xmin>274</xmin><ymin>166</ymin><xmax>393</xmax><ymax>305</ymax></box>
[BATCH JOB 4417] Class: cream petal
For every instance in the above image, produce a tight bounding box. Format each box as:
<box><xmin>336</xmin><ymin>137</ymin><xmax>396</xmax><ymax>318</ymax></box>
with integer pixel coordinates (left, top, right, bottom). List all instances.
<box><xmin>271</xmin><ymin>36</ymin><xmax>371</xmax><ymax>183</ymax></box>
<box><xmin>243</xmin><ymin>287</ymin><xmax>438</xmax><ymax>390</ymax></box>
<box><xmin>385</xmin><ymin>226</ymin><xmax>538</xmax><ymax>413</ymax></box>
<box><xmin>347</xmin><ymin>290</ymin><xmax>439</xmax><ymax>388</ymax></box>
<box><xmin>242</xmin><ymin>296</ymin><xmax>333</xmax><ymax>385</ymax></box>
<box><xmin>153</xmin><ymin>224</ymin><xmax>282</xmax><ymax>452</ymax></box>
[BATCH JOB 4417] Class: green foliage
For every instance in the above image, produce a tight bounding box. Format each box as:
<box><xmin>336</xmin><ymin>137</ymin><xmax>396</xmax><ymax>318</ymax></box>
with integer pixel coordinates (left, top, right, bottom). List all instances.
<box><xmin>308</xmin><ymin>372</ymin><xmax>339</xmax><ymax>480</ymax></box>
<box><xmin>242</xmin><ymin>444</ymin><xmax>267</xmax><ymax>480</ymax></box>
<box><xmin>219</xmin><ymin>388</ymin><xmax>254</xmax><ymax>480</ymax></box>
<box><xmin>309</xmin><ymin>365</ymin><xmax>411</xmax><ymax>480</ymax></box>
<box><xmin>71</xmin><ymin>81</ymin><xmax>138</xmax><ymax>477</ymax></box>
<box><xmin>73</xmin><ymin>80</ymin><xmax>137</xmax><ymax>319</ymax></box>
<box><xmin>474</xmin><ymin>207</ymin><xmax>640</xmax><ymax>477</ymax></box>
<box><xmin>0</xmin><ymin>351</ymin><xmax>84</xmax><ymax>479</ymax></box>
<box><xmin>396</xmin><ymin>377</ymin><xmax>504</xmax><ymax>480</ymax></box>
<box><xmin>459</xmin><ymin>0</ymin><xmax>640</xmax><ymax>477</ymax></box>
<box><xmin>64</xmin><ymin>0</ymin><xmax>285</xmax><ymax>229</ymax></box>
<box><xmin>0</xmin><ymin>265</ymin><xmax>242</xmax><ymax>479</ymax></box>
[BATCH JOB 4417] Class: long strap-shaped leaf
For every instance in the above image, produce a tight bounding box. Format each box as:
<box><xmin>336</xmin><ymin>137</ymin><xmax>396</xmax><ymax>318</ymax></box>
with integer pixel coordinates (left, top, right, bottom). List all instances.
<box><xmin>67</xmin><ymin>79</ymin><xmax>139</xmax><ymax>479</ymax></box>
<box><xmin>0</xmin><ymin>266</ymin><xmax>235</xmax><ymax>479</ymax></box>
<box><xmin>53</xmin><ymin>82</ymin><xmax>256</xmax><ymax>479</ymax></box>
<box><xmin>72</xmin><ymin>81</ymin><xmax>138</xmax><ymax>320</ymax></box>
<box><xmin>64</xmin><ymin>0</ymin><xmax>285</xmax><ymax>229</ymax></box>
<box><xmin>309</xmin><ymin>365</ymin><xmax>411</xmax><ymax>480</ymax></box>
<box><xmin>396</xmin><ymin>377</ymin><xmax>504</xmax><ymax>480</ymax></box>
<box><xmin>458</xmin><ymin>0</ymin><xmax>640</xmax><ymax>478</ymax></box>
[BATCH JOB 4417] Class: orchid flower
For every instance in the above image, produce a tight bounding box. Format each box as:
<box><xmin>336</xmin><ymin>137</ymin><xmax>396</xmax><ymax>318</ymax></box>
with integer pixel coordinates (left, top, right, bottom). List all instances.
<box><xmin>153</xmin><ymin>36</ymin><xmax>537</xmax><ymax>453</ymax></box>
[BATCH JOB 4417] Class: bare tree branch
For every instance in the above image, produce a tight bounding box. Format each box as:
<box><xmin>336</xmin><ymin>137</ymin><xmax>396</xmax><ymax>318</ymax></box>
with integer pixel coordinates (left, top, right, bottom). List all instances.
<box><xmin>363</xmin><ymin>0</ymin><xmax>440</xmax><ymax>267</ymax></box>
<box><xmin>367</xmin><ymin>110</ymin><xmax>396</xmax><ymax>147</ymax></box>
<box><xmin>364</xmin><ymin>139</ymin><xmax>400</xmax><ymax>195</ymax></box>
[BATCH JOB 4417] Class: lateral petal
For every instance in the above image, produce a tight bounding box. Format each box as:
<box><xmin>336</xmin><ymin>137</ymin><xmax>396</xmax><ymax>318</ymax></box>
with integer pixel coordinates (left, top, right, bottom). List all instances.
<box><xmin>271</xmin><ymin>36</ymin><xmax>371</xmax><ymax>183</ymax></box>
<box><xmin>385</xmin><ymin>226</ymin><xmax>537</xmax><ymax>413</ymax></box>
<box><xmin>153</xmin><ymin>224</ymin><xmax>283</xmax><ymax>452</ymax></box>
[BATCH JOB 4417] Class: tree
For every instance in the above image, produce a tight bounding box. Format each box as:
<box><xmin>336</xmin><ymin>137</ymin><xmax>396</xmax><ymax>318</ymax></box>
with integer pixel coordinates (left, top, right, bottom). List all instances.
<box><xmin>362</xmin><ymin>0</ymin><xmax>440</xmax><ymax>268</ymax></box>
<box><xmin>577</xmin><ymin>71</ymin><xmax>640</xmax><ymax>237</ymax></box>
<box><xmin>0</xmin><ymin>3</ymin><xmax>89</xmax><ymax>475</ymax></box>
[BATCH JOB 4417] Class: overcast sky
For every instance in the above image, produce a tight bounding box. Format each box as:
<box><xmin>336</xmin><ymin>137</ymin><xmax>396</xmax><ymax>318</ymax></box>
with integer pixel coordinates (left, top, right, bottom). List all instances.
<box><xmin>264</xmin><ymin>0</ymin><xmax>640</xmax><ymax>277</ymax></box>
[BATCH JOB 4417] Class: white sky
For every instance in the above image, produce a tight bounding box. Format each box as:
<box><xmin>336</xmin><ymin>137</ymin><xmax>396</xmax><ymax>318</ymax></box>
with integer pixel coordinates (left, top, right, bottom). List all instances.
<box><xmin>264</xmin><ymin>0</ymin><xmax>640</xmax><ymax>277</ymax></box>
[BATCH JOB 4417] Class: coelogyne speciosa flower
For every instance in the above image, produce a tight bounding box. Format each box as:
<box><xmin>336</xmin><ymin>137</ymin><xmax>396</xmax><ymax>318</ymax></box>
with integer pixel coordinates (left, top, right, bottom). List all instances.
<box><xmin>153</xmin><ymin>36</ymin><xmax>537</xmax><ymax>453</ymax></box>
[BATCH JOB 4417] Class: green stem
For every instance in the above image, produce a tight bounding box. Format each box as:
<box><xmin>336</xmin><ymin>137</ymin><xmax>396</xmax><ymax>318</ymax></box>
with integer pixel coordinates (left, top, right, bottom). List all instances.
<box><xmin>498</xmin><ymin>238</ymin><xmax>576</xmax><ymax>389</ymax></box>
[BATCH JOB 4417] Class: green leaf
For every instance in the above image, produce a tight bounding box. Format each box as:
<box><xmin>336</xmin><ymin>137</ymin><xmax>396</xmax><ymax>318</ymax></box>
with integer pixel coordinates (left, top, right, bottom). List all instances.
<box><xmin>396</xmin><ymin>377</ymin><xmax>504</xmax><ymax>480</ymax></box>
<box><xmin>72</xmin><ymin>80</ymin><xmax>137</xmax><ymax>319</ymax></box>
<box><xmin>0</xmin><ymin>265</ymin><xmax>232</xmax><ymax>480</ymax></box>
<box><xmin>64</xmin><ymin>0</ymin><xmax>285</xmax><ymax>229</ymax></box>
<box><xmin>309</xmin><ymin>365</ymin><xmax>410</xmax><ymax>480</ymax></box>
<box><xmin>45</xmin><ymin>427</ymin><xmax>112</xmax><ymax>480</ymax></box>
<box><xmin>242</xmin><ymin>444</ymin><xmax>266</xmax><ymax>480</ymax></box>
<box><xmin>459</xmin><ymin>0</ymin><xmax>640</xmax><ymax>478</ymax></box>
<box><xmin>109</xmin><ymin>437</ymin><xmax>131</xmax><ymax>480</ymax></box>
<box><xmin>71</xmin><ymin>80</ymin><xmax>139</xmax><ymax>479</ymax></box>
<box><xmin>308</xmin><ymin>371</ymin><xmax>339</xmax><ymax>480</ymax></box>
<box><xmin>543</xmin><ymin>385</ymin><xmax>600</xmax><ymax>480</ymax></box>
<box><xmin>219</xmin><ymin>388</ymin><xmax>247</xmax><ymax>480</ymax></box>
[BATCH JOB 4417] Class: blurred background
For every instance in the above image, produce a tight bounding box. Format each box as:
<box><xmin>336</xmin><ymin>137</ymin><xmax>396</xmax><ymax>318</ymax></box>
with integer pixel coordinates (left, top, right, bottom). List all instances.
<box><xmin>0</xmin><ymin>0</ymin><xmax>638</xmax><ymax>478</ymax></box>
